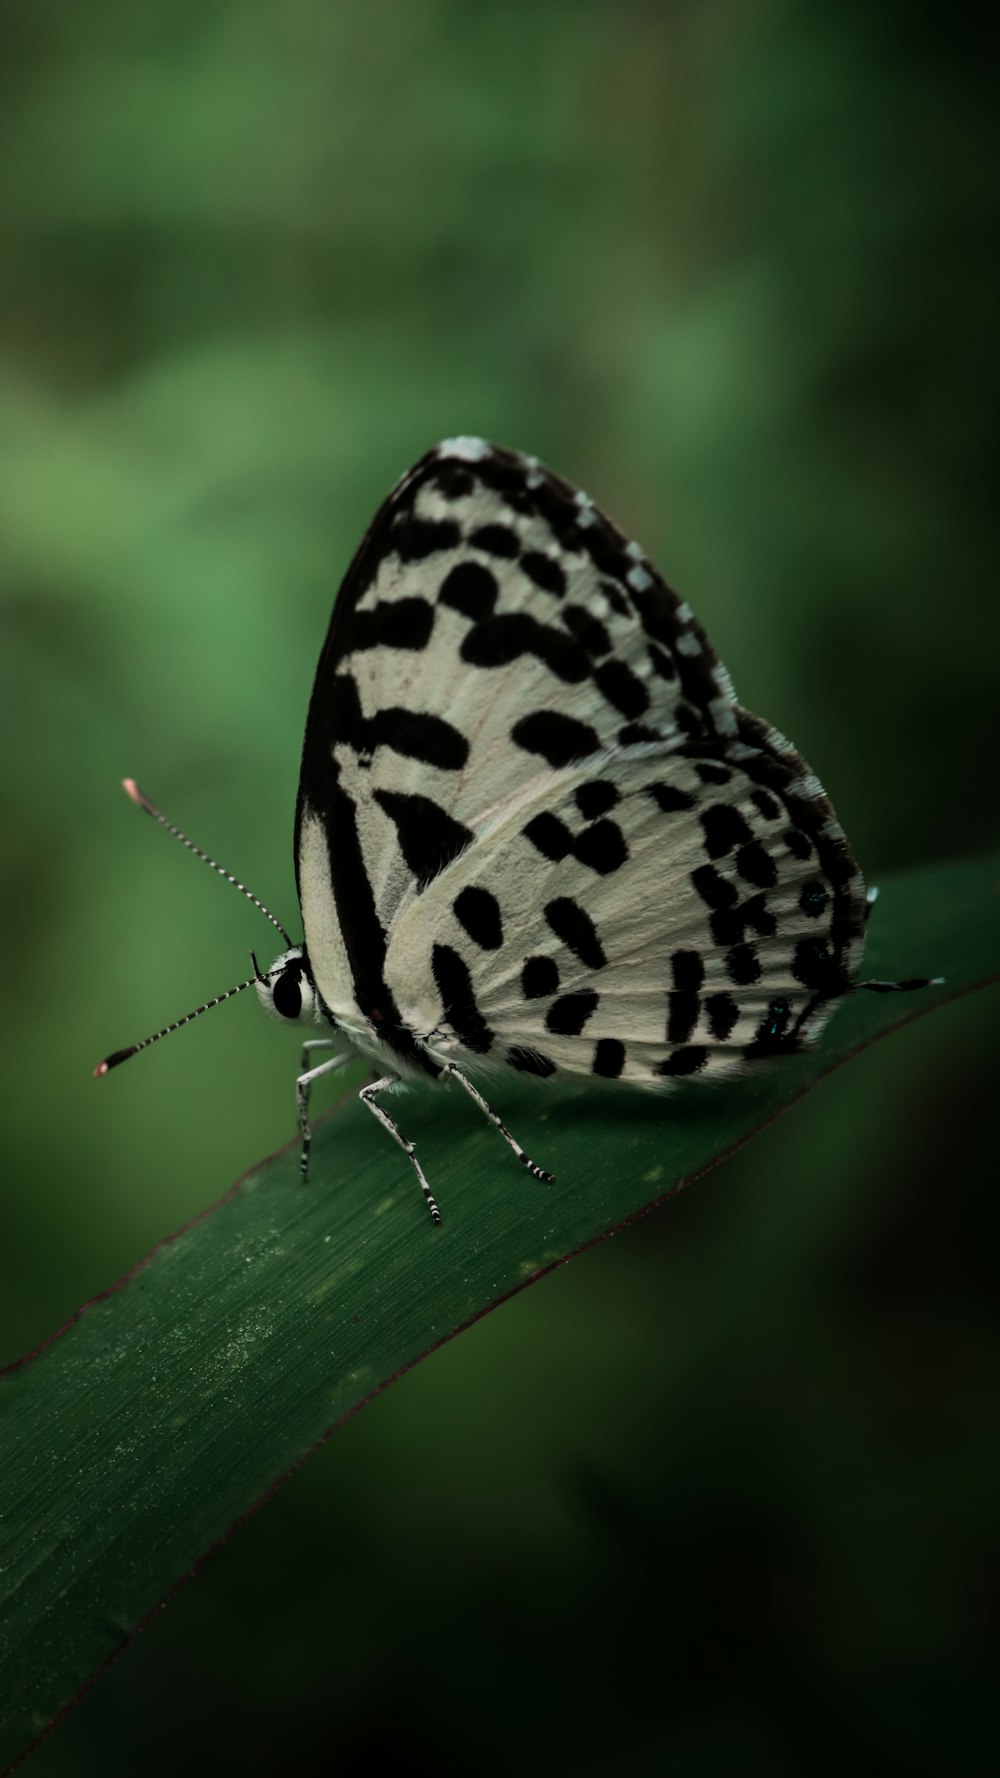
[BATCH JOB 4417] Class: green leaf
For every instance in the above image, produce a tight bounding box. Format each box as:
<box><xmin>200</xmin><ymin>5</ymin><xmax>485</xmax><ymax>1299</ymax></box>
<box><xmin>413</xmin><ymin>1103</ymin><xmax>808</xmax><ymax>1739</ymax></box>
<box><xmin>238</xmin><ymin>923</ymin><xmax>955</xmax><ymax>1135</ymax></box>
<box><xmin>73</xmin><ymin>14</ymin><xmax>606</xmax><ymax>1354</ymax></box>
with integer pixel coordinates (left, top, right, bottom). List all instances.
<box><xmin>1</xmin><ymin>850</ymin><xmax>997</xmax><ymax>1768</ymax></box>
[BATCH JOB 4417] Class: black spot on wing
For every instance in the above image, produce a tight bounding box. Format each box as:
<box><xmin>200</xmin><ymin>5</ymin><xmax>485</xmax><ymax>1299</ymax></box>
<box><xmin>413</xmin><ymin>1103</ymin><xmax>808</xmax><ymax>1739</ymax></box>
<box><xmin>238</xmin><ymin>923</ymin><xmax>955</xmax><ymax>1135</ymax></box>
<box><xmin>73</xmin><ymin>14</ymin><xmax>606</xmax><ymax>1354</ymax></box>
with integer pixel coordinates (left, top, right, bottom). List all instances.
<box><xmin>362</xmin><ymin>707</ymin><xmax>468</xmax><ymax>769</ymax></box>
<box><xmin>522</xmin><ymin>812</ymin><xmax>572</xmax><ymax>862</ymax></box>
<box><xmin>327</xmin><ymin>675</ymin><xmax>465</xmax><ymax>771</ymax></box>
<box><xmin>575</xmin><ymin>780</ymin><xmax>620</xmax><ymax>820</ymax></box>
<box><xmin>469</xmin><ymin>523</ymin><xmax>520</xmax><ymax>558</ymax></box>
<box><xmin>432</xmin><ymin>467</ymin><xmax>474</xmax><ymax>500</ymax></box>
<box><xmin>726</xmin><ymin>944</ymin><xmax>761</xmax><ymax>985</ymax></box>
<box><xmin>667</xmin><ymin>993</ymin><xmax>699</xmax><ymax>1044</ymax></box>
<box><xmin>439</xmin><ymin>561</ymin><xmax>498</xmax><ymax>620</ymax></box>
<box><xmin>654</xmin><ymin>1046</ymin><xmax>708</xmax><ymax>1077</ymax></box>
<box><xmin>648</xmin><ymin>642</ymin><xmax>676</xmax><ymax>681</ymax></box>
<box><xmin>691</xmin><ymin>863</ymin><xmax>739</xmax><ymax>910</ymax></box>
<box><xmin>580</xmin><ymin>517</ymin><xmax>629</xmax><ymax>578</ymax></box>
<box><xmin>507</xmin><ymin>1045</ymin><xmax>556</xmax><ymax>1077</ymax></box>
<box><xmin>532</xmin><ymin>481</ymin><xmax>589</xmax><ymax>554</ymax></box>
<box><xmin>594</xmin><ymin>658</ymin><xmax>650</xmax><ymax>719</ymax></box>
<box><xmin>393</xmin><ymin>517</ymin><xmax>461</xmax><ymax>561</ymax></box>
<box><xmin>818</xmin><ymin>844</ymin><xmax>853</xmax><ymax>887</ymax></box>
<box><xmin>784</xmin><ymin>827</ymin><xmax>813</xmax><ymax>860</ymax></box>
<box><xmin>671</xmin><ymin>950</ymin><xmax>704</xmax><ymax>991</ymax></box>
<box><xmin>646</xmin><ymin>783</ymin><xmax>696</xmax><ymax>814</ymax></box>
<box><xmin>736</xmin><ymin>840</ymin><xmax>778</xmax><ymax>888</ymax></box>
<box><xmin>453</xmin><ymin>886</ymin><xmax>503</xmax><ymax>951</ymax></box>
<box><xmin>705</xmin><ymin>992</ymin><xmax>739</xmax><ymax>1041</ymax></box>
<box><xmin>562</xmin><ymin>604</ymin><xmax>612</xmax><ymax>658</ymax></box>
<box><xmin>345</xmin><ymin>598</ymin><xmax>434</xmax><ymax>652</ymax></box>
<box><xmin>618</xmin><ymin>723</ymin><xmax>662</xmax><ymax>747</ymax></box>
<box><xmin>372</xmin><ymin>790</ymin><xmax>473</xmax><ymax>890</ymax></box>
<box><xmin>521</xmin><ymin>551</ymin><xmax>566</xmax><ymax>597</ymax></box>
<box><xmin>700</xmin><ymin>804</ymin><xmax>754</xmax><ymax>859</ymax></box>
<box><xmin>461</xmin><ymin>614</ymin><xmax>589</xmax><ymax>682</ymax></box>
<box><xmin>512</xmin><ymin>711</ymin><xmax>601</xmax><ymax>768</ymax></box>
<box><xmin>523</xmin><ymin>810</ymin><xmax>627</xmax><ymax>877</ymax></box>
<box><xmin>544</xmin><ymin>897</ymin><xmax>606</xmax><ymax>970</ymax></box>
<box><xmin>694</xmin><ymin>762</ymin><xmax>732</xmax><ymax>786</ymax></box>
<box><xmin>600</xmin><ymin>579</ymin><xmax>631</xmax><ymax>617</ymax></box>
<box><xmin>751</xmin><ymin>788</ymin><xmax>781</xmax><ymax>821</ymax></box>
<box><xmin>431</xmin><ymin>943</ymin><xmax>493</xmax><ymax>1054</ymax></box>
<box><xmin>792</xmin><ymin>936</ymin><xmax>842</xmax><ymax>994</ymax></box>
<box><xmin>799</xmin><ymin>880</ymin><xmax>829</xmax><ymax>918</ymax></box>
<box><xmin>709</xmin><ymin>893</ymin><xmax>777</xmax><ymax>947</ymax></box>
<box><xmin>545</xmin><ymin>989</ymin><xmax>599</xmax><ymax>1036</ymax></box>
<box><xmin>574</xmin><ymin>820</ymin><xmax>628</xmax><ymax>875</ymax></box>
<box><xmin>473</xmin><ymin>458</ymin><xmax>537</xmax><ymax>516</ymax></box>
<box><xmin>593</xmin><ymin>1037</ymin><xmax>625</xmax><ymax>1078</ymax></box>
<box><xmin>522</xmin><ymin>955</ymin><xmax>559</xmax><ymax>999</ymax></box>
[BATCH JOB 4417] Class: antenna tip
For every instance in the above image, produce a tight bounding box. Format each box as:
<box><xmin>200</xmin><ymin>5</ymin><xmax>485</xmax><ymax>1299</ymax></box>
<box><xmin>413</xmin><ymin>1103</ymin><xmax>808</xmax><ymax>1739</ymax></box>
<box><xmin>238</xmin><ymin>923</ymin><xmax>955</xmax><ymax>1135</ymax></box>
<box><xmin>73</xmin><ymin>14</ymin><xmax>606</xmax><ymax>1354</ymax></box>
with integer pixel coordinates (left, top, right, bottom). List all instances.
<box><xmin>94</xmin><ymin>1047</ymin><xmax>138</xmax><ymax>1076</ymax></box>
<box><xmin>122</xmin><ymin>778</ymin><xmax>154</xmax><ymax>813</ymax></box>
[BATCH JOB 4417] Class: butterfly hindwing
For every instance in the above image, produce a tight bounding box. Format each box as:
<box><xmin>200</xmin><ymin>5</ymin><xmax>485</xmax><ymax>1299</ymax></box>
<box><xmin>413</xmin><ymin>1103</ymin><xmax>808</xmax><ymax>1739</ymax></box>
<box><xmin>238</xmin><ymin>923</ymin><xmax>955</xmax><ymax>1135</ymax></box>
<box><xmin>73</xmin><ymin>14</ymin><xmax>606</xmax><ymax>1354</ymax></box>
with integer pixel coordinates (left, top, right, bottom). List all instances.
<box><xmin>383</xmin><ymin>742</ymin><xmax>863</xmax><ymax>1085</ymax></box>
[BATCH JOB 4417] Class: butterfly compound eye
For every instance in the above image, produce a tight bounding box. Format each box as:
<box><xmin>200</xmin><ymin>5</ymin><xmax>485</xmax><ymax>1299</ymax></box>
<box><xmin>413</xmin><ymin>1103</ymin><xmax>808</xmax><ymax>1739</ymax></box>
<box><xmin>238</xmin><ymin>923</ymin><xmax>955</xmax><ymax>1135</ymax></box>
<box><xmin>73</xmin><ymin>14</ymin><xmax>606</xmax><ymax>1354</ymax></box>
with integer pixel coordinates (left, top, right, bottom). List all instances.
<box><xmin>272</xmin><ymin>966</ymin><xmax>303</xmax><ymax>1020</ymax></box>
<box><xmin>254</xmin><ymin>946</ymin><xmax>314</xmax><ymax>1023</ymax></box>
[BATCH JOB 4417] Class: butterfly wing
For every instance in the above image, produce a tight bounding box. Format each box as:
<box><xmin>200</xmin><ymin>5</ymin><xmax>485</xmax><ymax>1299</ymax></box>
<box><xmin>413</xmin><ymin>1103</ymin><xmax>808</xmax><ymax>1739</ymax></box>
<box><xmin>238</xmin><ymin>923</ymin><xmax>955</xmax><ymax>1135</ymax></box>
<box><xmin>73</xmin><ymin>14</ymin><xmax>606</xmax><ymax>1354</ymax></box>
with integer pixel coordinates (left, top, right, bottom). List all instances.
<box><xmin>383</xmin><ymin>739</ymin><xmax>865</xmax><ymax>1084</ymax></box>
<box><xmin>295</xmin><ymin>438</ymin><xmax>866</xmax><ymax>1072</ymax></box>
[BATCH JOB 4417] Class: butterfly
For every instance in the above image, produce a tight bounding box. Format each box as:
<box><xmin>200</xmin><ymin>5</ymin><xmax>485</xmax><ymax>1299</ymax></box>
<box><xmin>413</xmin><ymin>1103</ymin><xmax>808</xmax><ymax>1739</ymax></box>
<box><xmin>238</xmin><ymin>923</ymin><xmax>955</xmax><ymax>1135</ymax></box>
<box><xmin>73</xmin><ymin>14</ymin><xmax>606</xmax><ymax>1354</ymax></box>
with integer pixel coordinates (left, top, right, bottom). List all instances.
<box><xmin>97</xmin><ymin>437</ymin><xmax>934</xmax><ymax>1222</ymax></box>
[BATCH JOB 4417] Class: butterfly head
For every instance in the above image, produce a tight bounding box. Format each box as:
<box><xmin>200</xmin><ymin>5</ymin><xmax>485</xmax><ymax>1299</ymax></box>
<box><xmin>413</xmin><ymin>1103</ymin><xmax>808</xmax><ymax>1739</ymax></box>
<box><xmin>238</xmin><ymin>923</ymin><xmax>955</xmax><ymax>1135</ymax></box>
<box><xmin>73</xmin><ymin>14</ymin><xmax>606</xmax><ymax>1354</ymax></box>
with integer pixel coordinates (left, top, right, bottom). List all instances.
<box><xmin>254</xmin><ymin>947</ymin><xmax>318</xmax><ymax>1025</ymax></box>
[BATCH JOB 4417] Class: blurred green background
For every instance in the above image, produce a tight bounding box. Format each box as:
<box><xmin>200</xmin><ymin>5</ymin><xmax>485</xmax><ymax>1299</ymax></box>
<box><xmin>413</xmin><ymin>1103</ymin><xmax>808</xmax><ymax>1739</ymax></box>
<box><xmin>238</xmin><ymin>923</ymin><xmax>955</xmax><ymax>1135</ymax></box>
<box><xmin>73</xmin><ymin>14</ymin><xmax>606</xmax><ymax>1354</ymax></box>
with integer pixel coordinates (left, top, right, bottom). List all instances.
<box><xmin>1</xmin><ymin>1</ymin><xmax>997</xmax><ymax>1772</ymax></box>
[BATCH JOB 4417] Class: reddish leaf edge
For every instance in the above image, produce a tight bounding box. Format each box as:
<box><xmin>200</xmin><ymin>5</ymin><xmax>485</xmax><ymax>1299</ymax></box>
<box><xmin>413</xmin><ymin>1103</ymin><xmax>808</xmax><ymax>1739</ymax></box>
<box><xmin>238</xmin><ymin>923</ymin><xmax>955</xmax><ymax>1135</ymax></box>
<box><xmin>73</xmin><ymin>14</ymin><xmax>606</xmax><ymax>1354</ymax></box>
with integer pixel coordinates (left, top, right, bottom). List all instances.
<box><xmin>3</xmin><ymin>969</ymin><xmax>996</xmax><ymax>1777</ymax></box>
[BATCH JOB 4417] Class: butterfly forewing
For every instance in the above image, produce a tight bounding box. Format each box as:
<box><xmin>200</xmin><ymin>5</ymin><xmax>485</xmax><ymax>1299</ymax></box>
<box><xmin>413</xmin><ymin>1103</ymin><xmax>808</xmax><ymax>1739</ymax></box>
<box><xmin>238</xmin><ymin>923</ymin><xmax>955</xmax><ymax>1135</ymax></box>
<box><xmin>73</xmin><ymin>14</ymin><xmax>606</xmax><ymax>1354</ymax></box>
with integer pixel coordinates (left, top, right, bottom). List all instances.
<box><xmin>295</xmin><ymin>437</ymin><xmax>867</xmax><ymax>1080</ymax></box>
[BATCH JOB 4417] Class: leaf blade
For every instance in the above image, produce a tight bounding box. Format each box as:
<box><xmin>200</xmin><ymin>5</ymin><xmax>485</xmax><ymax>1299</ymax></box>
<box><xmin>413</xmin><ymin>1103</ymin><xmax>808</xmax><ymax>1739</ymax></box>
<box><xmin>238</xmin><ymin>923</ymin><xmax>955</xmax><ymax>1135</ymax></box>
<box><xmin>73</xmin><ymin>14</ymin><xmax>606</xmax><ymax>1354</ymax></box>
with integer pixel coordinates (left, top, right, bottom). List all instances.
<box><xmin>1</xmin><ymin>849</ymin><xmax>998</xmax><ymax>1769</ymax></box>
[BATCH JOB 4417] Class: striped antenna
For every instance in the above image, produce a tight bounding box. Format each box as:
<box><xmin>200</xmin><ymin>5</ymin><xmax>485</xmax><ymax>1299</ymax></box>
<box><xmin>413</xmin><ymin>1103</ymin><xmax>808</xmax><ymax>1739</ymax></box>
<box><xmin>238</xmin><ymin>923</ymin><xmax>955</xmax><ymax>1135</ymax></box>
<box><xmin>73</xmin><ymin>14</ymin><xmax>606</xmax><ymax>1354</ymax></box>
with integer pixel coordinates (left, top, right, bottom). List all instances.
<box><xmin>94</xmin><ymin>782</ymin><xmax>292</xmax><ymax>1077</ymax></box>
<box><xmin>122</xmin><ymin>779</ymin><xmax>292</xmax><ymax>947</ymax></box>
<box><xmin>94</xmin><ymin>971</ymin><xmax>262</xmax><ymax>1076</ymax></box>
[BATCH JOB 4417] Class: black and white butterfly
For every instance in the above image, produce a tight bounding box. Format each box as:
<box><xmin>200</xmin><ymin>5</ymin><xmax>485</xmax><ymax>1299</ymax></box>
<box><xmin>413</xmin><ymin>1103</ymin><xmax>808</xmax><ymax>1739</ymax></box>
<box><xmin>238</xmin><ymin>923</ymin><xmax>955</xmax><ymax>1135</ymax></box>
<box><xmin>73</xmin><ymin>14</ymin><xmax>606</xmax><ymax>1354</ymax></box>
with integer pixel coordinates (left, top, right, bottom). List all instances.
<box><xmin>98</xmin><ymin>437</ymin><xmax>934</xmax><ymax>1222</ymax></box>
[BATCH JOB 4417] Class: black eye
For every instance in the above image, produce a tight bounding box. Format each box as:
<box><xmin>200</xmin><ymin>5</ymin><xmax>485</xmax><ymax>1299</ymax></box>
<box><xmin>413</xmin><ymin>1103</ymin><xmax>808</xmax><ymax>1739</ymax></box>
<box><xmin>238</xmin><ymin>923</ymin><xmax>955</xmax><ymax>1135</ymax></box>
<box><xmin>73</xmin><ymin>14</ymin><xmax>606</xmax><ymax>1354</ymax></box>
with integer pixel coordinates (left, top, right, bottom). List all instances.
<box><xmin>272</xmin><ymin>968</ymin><xmax>302</xmax><ymax>1020</ymax></box>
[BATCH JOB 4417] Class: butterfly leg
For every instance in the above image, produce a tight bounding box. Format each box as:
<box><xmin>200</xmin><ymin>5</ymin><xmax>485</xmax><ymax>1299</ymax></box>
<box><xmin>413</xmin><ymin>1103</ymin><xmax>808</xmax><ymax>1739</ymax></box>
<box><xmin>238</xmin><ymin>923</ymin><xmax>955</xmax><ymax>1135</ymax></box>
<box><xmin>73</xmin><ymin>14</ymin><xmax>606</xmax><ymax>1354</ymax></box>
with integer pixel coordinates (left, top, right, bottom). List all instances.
<box><xmin>297</xmin><ymin>1043</ymin><xmax>352</xmax><ymax>1182</ymax></box>
<box><xmin>859</xmin><ymin>889</ymin><xmax>943</xmax><ymax>991</ymax></box>
<box><xmin>857</xmin><ymin>976</ymin><xmax>944</xmax><ymax>993</ymax></box>
<box><xmin>359</xmin><ymin>1075</ymin><xmax>442</xmax><ymax>1226</ymax></box>
<box><xmin>442</xmin><ymin>1064</ymin><xmax>556</xmax><ymax>1185</ymax></box>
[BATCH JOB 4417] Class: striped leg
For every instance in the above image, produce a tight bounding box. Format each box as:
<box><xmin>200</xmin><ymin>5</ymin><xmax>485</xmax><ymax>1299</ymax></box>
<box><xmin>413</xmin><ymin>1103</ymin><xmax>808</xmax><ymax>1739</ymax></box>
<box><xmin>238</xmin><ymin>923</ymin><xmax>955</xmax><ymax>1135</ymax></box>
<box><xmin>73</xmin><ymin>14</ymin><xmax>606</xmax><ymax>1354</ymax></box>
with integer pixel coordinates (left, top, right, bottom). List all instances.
<box><xmin>443</xmin><ymin>1063</ymin><xmax>555</xmax><ymax>1184</ymax></box>
<box><xmin>360</xmin><ymin>1075</ymin><xmax>441</xmax><ymax>1226</ymax></box>
<box><xmin>296</xmin><ymin>1042</ymin><xmax>352</xmax><ymax>1181</ymax></box>
<box><xmin>858</xmin><ymin>977</ymin><xmax>944</xmax><ymax>993</ymax></box>
<box><xmin>860</xmin><ymin>887</ymin><xmax>943</xmax><ymax>990</ymax></box>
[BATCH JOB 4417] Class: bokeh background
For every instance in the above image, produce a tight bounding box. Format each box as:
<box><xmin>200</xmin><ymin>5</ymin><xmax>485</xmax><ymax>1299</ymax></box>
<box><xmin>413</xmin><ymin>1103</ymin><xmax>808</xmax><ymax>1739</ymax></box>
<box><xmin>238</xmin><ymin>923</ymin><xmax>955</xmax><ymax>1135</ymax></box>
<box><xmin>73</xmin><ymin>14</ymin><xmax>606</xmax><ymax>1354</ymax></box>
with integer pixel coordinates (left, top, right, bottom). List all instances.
<box><xmin>1</xmin><ymin>2</ymin><xmax>997</xmax><ymax>1772</ymax></box>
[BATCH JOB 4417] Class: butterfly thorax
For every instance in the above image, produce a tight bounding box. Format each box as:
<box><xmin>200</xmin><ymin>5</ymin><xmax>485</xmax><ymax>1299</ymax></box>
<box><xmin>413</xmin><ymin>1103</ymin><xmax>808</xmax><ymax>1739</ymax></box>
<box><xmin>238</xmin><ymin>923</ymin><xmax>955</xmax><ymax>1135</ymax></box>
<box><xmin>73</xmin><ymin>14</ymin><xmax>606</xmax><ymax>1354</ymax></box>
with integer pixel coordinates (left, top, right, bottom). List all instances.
<box><xmin>256</xmin><ymin>933</ymin><xmax>440</xmax><ymax>1080</ymax></box>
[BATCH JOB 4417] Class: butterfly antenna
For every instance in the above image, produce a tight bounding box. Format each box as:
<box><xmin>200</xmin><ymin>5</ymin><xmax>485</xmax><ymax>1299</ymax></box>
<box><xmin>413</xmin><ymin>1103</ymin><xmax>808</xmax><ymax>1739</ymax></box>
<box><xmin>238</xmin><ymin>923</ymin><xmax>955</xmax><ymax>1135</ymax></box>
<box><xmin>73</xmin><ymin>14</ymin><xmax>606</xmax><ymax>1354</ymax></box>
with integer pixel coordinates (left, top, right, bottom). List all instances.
<box><xmin>94</xmin><ymin>971</ymin><xmax>260</xmax><ymax>1076</ymax></box>
<box><xmin>122</xmin><ymin>778</ymin><xmax>292</xmax><ymax>946</ymax></box>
